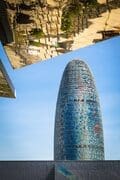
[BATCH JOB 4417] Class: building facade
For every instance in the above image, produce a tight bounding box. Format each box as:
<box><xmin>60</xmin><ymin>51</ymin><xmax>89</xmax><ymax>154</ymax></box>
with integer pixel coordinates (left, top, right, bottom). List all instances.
<box><xmin>0</xmin><ymin>161</ymin><xmax>120</xmax><ymax>180</ymax></box>
<box><xmin>54</xmin><ymin>60</ymin><xmax>104</xmax><ymax>160</ymax></box>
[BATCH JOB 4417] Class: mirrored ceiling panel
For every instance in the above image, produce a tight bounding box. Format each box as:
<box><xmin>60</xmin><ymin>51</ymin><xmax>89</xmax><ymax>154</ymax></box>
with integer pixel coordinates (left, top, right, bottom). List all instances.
<box><xmin>0</xmin><ymin>60</ymin><xmax>15</xmax><ymax>98</ymax></box>
<box><xmin>0</xmin><ymin>0</ymin><xmax>120</xmax><ymax>68</ymax></box>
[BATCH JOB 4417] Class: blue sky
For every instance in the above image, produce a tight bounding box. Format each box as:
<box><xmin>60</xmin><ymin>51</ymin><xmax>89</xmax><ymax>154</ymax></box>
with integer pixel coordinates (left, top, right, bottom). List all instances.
<box><xmin>0</xmin><ymin>36</ymin><xmax>120</xmax><ymax>160</ymax></box>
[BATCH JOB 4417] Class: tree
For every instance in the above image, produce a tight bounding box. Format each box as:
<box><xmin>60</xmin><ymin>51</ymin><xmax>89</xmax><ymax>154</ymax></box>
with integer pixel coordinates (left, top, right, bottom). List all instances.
<box><xmin>30</xmin><ymin>28</ymin><xmax>44</xmax><ymax>38</ymax></box>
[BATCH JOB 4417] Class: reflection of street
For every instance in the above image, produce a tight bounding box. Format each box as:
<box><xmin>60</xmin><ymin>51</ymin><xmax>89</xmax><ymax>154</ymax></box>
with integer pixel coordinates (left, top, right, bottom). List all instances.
<box><xmin>0</xmin><ymin>0</ymin><xmax>13</xmax><ymax>44</ymax></box>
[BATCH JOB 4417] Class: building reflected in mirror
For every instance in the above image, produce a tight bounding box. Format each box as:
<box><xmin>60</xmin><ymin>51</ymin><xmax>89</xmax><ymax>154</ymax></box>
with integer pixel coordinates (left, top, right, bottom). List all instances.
<box><xmin>0</xmin><ymin>0</ymin><xmax>120</xmax><ymax>68</ymax></box>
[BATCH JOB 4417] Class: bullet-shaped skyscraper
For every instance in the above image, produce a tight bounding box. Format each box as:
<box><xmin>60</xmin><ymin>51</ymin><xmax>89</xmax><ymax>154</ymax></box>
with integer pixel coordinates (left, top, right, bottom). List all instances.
<box><xmin>54</xmin><ymin>60</ymin><xmax>104</xmax><ymax>160</ymax></box>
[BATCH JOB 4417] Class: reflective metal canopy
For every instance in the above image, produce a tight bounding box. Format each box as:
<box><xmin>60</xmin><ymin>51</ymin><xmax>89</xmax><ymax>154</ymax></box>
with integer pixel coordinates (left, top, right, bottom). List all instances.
<box><xmin>0</xmin><ymin>60</ymin><xmax>15</xmax><ymax>98</ymax></box>
<box><xmin>0</xmin><ymin>0</ymin><xmax>120</xmax><ymax>68</ymax></box>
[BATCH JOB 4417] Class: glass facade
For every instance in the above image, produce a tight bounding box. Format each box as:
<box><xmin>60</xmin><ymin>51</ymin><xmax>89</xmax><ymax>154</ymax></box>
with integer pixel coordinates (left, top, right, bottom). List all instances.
<box><xmin>54</xmin><ymin>60</ymin><xmax>104</xmax><ymax>160</ymax></box>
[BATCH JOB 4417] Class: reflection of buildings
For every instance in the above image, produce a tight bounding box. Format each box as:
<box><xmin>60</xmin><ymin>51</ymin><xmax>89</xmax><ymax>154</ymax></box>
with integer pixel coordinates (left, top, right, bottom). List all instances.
<box><xmin>0</xmin><ymin>0</ymin><xmax>120</xmax><ymax>68</ymax></box>
<box><xmin>54</xmin><ymin>60</ymin><xmax>104</xmax><ymax>160</ymax></box>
